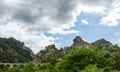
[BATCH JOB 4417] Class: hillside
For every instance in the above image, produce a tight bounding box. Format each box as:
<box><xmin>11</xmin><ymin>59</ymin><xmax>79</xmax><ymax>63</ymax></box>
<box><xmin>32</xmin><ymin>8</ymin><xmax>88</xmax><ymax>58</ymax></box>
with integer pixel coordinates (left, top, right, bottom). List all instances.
<box><xmin>1</xmin><ymin>36</ymin><xmax>120</xmax><ymax>72</ymax></box>
<box><xmin>91</xmin><ymin>38</ymin><xmax>112</xmax><ymax>46</ymax></box>
<box><xmin>35</xmin><ymin>44</ymin><xmax>66</xmax><ymax>64</ymax></box>
<box><xmin>35</xmin><ymin>36</ymin><xmax>113</xmax><ymax>64</ymax></box>
<box><xmin>0</xmin><ymin>37</ymin><xmax>35</xmax><ymax>63</ymax></box>
<box><xmin>0</xmin><ymin>36</ymin><xmax>114</xmax><ymax>63</ymax></box>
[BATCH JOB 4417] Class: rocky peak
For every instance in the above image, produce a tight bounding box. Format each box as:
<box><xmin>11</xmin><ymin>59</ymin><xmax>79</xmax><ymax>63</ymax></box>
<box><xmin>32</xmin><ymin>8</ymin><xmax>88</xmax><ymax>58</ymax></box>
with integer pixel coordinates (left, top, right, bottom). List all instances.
<box><xmin>45</xmin><ymin>44</ymin><xmax>56</xmax><ymax>52</ymax></box>
<box><xmin>92</xmin><ymin>38</ymin><xmax>112</xmax><ymax>46</ymax></box>
<box><xmin>71</xmin><ymin>36</ymin><xmax>89</xmax><ymax>47</ymax></box>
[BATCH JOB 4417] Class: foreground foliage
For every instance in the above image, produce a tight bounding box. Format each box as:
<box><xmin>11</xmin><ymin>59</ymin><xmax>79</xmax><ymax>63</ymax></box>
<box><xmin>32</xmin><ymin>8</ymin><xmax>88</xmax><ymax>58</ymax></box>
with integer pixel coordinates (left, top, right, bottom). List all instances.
<box><xmin>1</xmin><ymin>45</ymin><xmax>120</xmax><ymax>72</ymax></box>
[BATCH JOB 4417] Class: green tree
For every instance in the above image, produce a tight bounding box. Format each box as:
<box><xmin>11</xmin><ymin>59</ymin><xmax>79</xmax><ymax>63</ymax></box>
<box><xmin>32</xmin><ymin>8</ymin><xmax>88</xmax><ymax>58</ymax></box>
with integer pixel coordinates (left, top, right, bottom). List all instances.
<box><xmin>55</xmin><ymin>46</ymin><xmax>114</xmax><ymax>72</ymax></box>
<box><xmin>0</xmin><ymin>64</ymin><xmax>8</xmax><ymax>72</ymax></box>
<box><xmin>38</xmin><ymin>63</ymin><xmax>54</xmax><ymax>72</ymax></box>
<box><xmin>81</xmin><ymin>64</ymin><xmax>104</xmax><ymax>72</ymax></box>
<box><xmin>8</xmin><ymin>66</ymin><xmax>23</xmax><ymax>72</ymax></box>
<box><xmin>23</xmin><ymin>62</ymin><xmax>39</xmax><ymax>72</ymax></box>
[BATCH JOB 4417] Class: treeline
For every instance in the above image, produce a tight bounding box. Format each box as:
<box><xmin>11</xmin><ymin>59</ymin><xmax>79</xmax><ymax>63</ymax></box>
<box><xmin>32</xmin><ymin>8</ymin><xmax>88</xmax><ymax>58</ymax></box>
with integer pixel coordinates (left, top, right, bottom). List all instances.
<box><xmin>1</xmin><ymin>45</ymin><xmax>120</xmax><ymax>72</ymax></box>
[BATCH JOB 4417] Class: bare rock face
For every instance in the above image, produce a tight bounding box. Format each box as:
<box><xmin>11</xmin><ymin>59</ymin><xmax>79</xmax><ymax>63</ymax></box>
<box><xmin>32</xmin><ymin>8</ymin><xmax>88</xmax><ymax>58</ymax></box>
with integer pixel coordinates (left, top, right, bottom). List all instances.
<box><xmin>71</xmin><ymin>36</ymin><xmax>89</xmax><ymax>47</ymax></box>
<box><xmin>45</xmin><ymin>44</ymin><xmax>56</xmax><ymax>52</ymax></box>
<box><xmin>91</xmin><ymin>38</ymin><xmax>112</xmax><ymax>46</ymax></box>
<box><xmin>36</xmin><ymin>44</ymin><xmax>57</xmax><ymax>57</ymax></box>
<box><xmin>0</xmin><ymin>37</ymin><xmax>35</xmax><ymax>63</ymax></box>
<box><xmin>35</xmin><ymin>44</ymin><xmax>64</xmax><ymax>63</ymax></box>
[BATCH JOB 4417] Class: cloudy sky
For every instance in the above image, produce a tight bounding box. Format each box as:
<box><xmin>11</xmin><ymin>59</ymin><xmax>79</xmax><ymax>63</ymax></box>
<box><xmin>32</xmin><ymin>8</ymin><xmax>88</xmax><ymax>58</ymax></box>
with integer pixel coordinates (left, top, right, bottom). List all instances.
<box><xmin>0</xmin><ymin>0</ymin><xmax>120</xmax><ymax>53</ymax></box>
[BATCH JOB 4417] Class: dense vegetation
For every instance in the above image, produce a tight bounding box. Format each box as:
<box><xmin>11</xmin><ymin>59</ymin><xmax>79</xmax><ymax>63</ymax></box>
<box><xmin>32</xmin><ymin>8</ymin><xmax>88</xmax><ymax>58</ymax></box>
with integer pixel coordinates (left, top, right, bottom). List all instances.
<box><xmin>1</xmin><ymin>45</ymin><xmax>120</xmax><ymax>72</ymax></box>
<box><xmin>35</xmin><ymin>44</ymin><xmax>66</xmax><ymax>65</ymax></box>
<box><xmin>0</xmin><ymin>37</ymin><xmax>35</xmax><ymax>63</ymax></box>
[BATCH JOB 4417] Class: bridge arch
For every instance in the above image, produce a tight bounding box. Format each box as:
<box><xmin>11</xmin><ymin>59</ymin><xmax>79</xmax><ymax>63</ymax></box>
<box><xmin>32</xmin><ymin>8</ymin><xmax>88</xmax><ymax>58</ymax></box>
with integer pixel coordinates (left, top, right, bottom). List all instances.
<box><xmin>0</xmin><ymin>63</ymin><xmax>26</xmax><ymax>68</ymax></box>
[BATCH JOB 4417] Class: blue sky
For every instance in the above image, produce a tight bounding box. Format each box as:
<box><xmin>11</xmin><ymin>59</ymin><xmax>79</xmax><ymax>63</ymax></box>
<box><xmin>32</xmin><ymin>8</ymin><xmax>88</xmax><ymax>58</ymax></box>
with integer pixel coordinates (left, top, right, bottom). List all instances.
<box><xmin>50</xmin><ymin>12</ymin><xmax>120</xmax><ymax>48</ymax></box>
<box><xmin>0</xmin><ymin>0</ymin><xmax>120</xmax><ymax>53</ymax></box>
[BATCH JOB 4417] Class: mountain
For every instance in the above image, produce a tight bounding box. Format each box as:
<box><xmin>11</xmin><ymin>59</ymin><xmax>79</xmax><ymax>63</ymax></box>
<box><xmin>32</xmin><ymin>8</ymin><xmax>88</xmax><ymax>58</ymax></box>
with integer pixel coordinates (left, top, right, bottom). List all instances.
<box><xmin>35</xmin><ymin>44</ymin><xmax>65</xmax><ymax>64</ymax></box>
<box><xmin>35</xmin><ymin>36</ymin><xmax>113</xmax><ymax>64</ymax></box>
<box><xmin>0</xmin><ymin>36</ymin><xmax>114</xmax><ymax>64</ymax></box>
<box><xmin>71</xmin><ymin>36</ymin><xmax>112</xmax><ymax>47</ymax></box>
<box><xmin>71</xmin><ymin>36</ymin><xmax>89</xmax><ymax>47</ymax></box>
<box><xmin>0</xmin><ymin>37</ymin><xmax>35</xmax><ymax>63</ymax></box>
<box><xmin>35</xmin><ymin>36</ymin><xmax>90</xmax><ymax>64</ymax></box>
<box><xmin>91</xmin><ymin>38</ymin><xmax>112</xmax><ymax>46</ymax></box>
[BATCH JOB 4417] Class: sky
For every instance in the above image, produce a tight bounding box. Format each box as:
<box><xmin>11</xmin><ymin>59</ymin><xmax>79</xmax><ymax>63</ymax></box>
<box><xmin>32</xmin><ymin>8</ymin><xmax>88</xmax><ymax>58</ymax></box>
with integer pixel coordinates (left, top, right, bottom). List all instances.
<box><xmin>0</xmin><ymin>0</ymin><xmax>120</xmax><ymax>53</ymax></box>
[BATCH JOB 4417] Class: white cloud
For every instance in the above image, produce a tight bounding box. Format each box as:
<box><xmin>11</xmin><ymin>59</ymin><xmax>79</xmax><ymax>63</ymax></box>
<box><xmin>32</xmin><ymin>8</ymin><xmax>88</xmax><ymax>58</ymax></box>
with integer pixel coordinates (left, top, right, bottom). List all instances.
<box><xmin>0</xmin><ymin>0</ymin><xmax>120</xmax><ymax>53</ymax></box>
<box><xmin>81</xmin><ymin>19</ymin><xmax>88</xmax><ymax>25</ymax></box>
<box><xmin>48</xmin><ymin>28</ymin><xmax>78</xmax><ymax>35</ymax></box>
<box><xmin>0</xmin><ymin>22</ymin><xmax>55</xmax><ymax>53</ymax></box>
<box><xmin>114</xmin><ymin>39</ymin><xmax>120</xmax><ymax>46</ymax></box>
<box><xmin>100</xmin><ymin>1</ymin><xmax>120</xmax><ymax>26</ymax></box>
<box><xmin>0</xmin><ymin>0</ymin><xmax>112</xmax><ymax>35</ymax></box>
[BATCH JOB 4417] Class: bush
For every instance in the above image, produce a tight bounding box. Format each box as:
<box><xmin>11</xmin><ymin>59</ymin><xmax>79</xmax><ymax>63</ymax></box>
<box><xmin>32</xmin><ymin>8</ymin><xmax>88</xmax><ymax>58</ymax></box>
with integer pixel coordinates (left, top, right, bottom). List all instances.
<box><xmin>24</xmin><ymin>62</ymin><xmax>39</xmax><ymax>72</ymax></box>
<box><xmin>81</xmin><ymin>64</ymin><xmax>104</xmax><ymax>72</ymax></box>
<box><xmin>55</xmin><ymin>46</ymin><xmax>114</xmax><ymax>72</ymax></box>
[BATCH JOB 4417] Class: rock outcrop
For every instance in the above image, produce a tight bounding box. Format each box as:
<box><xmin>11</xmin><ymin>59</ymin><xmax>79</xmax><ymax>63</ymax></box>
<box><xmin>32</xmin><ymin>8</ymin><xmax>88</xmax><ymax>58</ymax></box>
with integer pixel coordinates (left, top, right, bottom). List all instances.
<box><xmin>35</xmin><ymin>44</ymin><xmax>65</xmax><ymax>63</ymax></box>
<box><xmin>45</xmin><ymin>44</ymin><xmax>56</xmax><ymax>52</ymax></box>
<box><xmin>35</xmin><ymin>36</ymin><xmax>114</xmax><ymax>64</ymax></box>
<box><xmin>91</xmin><ymin>38</ymin><xmax>112</xmax><ymax>46</ymax></box>
<box><xmin>71</xmin><ymin>36</ymin><xmax>89</xmax><ymax>47</ymax></box>
<box><xmin>0</xmin><ymin>37</ymin><xmax>35</xmax><ymax>63</ymax></box>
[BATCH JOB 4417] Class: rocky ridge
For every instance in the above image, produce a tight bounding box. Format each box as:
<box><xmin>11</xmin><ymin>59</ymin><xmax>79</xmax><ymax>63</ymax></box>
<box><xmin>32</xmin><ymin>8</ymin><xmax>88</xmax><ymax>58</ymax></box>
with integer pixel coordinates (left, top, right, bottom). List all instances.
<box><xmin>0</xmin><ymin>37</ymin><xmax>35</xmax><ymax>63</ymax></box>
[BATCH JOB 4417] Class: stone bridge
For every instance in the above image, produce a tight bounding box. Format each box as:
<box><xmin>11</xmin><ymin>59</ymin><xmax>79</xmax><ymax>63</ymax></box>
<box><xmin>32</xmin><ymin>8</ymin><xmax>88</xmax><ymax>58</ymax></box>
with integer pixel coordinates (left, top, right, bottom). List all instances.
<box><xmin>0</xmin><ymin>63</ymin><xmax>26</xmax><ymax>68</ymax></box>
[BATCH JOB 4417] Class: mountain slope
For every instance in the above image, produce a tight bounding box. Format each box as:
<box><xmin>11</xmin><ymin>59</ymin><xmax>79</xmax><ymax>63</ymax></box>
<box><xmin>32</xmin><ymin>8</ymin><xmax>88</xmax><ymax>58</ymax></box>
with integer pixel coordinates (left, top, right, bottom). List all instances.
<box><xmin>91</xmin><ymin>38</ymin><xmax>112</xmax><ymax>46</ymax></box>
<box><xmin>35</xmin><ymin>44</ymin><xmax>66</xmax><ymax>64</ymax></box>
<box><xmin>34</xmin><ymin>36</ymin><xmax>114</xmax><ymax>64</ymax></box>
<box><xmin>0</xmin><ymin>37</ymin><xmax>35</xmax><ymax>63</ymax></box>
